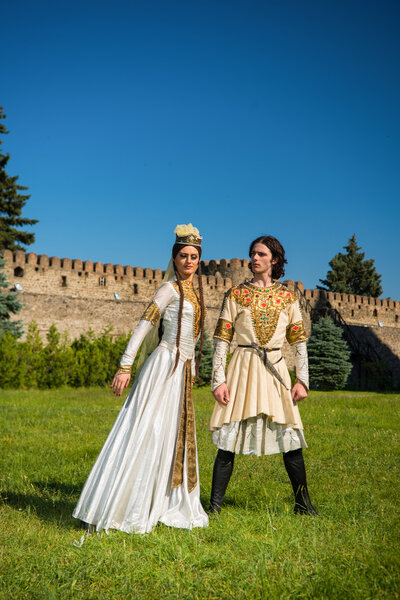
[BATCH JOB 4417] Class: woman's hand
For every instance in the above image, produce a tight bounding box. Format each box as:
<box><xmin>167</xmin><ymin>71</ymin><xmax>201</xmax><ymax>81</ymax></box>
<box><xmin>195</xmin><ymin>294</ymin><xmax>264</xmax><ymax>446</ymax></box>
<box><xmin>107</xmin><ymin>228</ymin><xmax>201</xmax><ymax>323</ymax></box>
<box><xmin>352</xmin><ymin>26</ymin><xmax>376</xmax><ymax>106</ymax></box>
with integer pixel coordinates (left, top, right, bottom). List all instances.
<box><xmin>213</xmin><ymin>383</ymin><xmax>230</xmax><ymax>405</ymax></box>
<box><xmin>291</xmin><ymin>381</ymin><xmax>308</xmax><ymax>403</ymax></box>
<box><xmin>111</xmin><ymin>373</ymin><xmax>131</xmax><ymax>396</ymax></box>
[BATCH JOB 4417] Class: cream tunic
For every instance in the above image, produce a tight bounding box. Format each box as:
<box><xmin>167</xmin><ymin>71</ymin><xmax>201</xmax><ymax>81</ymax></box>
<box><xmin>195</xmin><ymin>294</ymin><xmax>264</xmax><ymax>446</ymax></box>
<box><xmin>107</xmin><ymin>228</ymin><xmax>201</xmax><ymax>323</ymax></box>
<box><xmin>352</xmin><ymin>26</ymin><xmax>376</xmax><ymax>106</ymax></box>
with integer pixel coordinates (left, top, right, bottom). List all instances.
<box><xmin>209</xmin><ymin>280</ymin><xmax>308</xmax><ymax>456</ymax></box>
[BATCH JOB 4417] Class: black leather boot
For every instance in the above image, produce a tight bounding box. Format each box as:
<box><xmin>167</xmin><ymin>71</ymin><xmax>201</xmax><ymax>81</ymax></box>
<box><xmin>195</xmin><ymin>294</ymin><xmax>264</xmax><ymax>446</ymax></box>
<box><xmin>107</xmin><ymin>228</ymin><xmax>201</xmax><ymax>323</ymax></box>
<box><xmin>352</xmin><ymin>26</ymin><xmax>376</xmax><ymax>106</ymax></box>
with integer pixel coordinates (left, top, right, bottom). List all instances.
<box><xmin>283</xmin><ymin>448</ymin><xmax>318</xmax><ymax>516</ymax></box>
<box><xmin>209</xmin><ymin>449</ymin><xmax>235</xmax><ymax>514</ymax></box>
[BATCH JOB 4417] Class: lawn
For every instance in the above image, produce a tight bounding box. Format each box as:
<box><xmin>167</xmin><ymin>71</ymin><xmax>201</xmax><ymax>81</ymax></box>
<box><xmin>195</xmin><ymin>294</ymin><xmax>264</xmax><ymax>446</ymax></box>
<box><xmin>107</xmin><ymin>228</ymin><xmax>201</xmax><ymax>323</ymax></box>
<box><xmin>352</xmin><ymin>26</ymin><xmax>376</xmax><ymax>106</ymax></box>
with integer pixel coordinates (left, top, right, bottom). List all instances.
<box><xmin>0</xmin><ymin>388</ymin><xmax>399</xmax><ymax>599</ymax></box>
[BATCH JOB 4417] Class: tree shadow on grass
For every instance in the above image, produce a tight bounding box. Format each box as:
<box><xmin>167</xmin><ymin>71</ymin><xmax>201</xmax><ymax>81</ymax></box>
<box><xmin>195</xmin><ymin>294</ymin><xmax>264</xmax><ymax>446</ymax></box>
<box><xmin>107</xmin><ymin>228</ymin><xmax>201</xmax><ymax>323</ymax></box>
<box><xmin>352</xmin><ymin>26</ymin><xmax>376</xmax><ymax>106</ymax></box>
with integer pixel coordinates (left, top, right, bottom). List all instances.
<box><xmin>32</xmin><ymin>480</ymin><xmax>82</xmax><ymax>497</ymax></box>
<box><xmin>0</xmin><ymin>480</ymin><xmax>83</xmax><ymax>529</ymax></box>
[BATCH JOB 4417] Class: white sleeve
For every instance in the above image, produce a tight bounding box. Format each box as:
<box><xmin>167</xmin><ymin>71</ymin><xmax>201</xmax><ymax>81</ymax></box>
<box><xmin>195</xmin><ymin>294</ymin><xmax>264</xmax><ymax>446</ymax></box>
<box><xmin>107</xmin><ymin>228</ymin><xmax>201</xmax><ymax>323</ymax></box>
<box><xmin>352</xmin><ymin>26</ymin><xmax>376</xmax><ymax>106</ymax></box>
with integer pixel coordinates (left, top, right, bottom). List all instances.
<box><xmin>120</xmin><ymin>282</ymin><xmax>174</xmax><ymax>367</ymax></box>
<box><xmin>211</xmin><ymin>339</ymin><xmax>229</xmax><ymax>392</ymax></box>
<box><xmin>294</xmin><ymin>341</ymin><xmax>309</xmax><ymax>390</ymax></box>
<box><xmin>120</xmin><ymin>320</ymin><xmax>154</xmax><ymax>367</ymax></box>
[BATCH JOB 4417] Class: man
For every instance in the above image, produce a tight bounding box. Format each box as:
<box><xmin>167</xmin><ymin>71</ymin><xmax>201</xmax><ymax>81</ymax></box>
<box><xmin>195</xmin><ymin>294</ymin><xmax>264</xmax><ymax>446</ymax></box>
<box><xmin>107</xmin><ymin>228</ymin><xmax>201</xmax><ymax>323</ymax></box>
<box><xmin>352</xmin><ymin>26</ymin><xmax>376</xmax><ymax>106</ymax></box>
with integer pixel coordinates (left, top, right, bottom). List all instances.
<box><xmin>209</xmin><ymin>235</ymin><xmax>317</xmax><ymax>515</ymax></box>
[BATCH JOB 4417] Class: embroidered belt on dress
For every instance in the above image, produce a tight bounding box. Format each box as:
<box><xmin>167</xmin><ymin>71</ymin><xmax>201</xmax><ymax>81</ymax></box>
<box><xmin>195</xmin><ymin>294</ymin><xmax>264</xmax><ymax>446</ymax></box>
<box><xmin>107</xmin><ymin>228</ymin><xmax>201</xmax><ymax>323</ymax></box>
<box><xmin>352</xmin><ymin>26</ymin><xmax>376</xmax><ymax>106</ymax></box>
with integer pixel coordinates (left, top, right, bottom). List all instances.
<box><xmin>237</xmin><ymin>344</ymin><xmax>289</xmax><ymax>390</ymax></box>
<box><xmin>171</xmin><ymin>359</ymin><xmax>197</xmax><ymax>493</ymax></box>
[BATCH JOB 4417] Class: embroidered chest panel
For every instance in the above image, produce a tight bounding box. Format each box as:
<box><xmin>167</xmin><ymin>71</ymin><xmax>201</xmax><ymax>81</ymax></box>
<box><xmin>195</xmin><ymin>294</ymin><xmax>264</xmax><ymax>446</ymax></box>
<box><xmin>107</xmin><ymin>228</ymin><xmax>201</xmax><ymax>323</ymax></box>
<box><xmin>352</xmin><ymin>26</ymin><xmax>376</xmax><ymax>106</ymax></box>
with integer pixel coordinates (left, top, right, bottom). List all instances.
<box><xmin>230</xmin><ymin>282</ymin><xmax>296</xmax><ymax>345</ymax></box>
<box><xmin>172</xmin><ymin>281</ymin><xmax>202</xmax><ymax>337</ymax></box>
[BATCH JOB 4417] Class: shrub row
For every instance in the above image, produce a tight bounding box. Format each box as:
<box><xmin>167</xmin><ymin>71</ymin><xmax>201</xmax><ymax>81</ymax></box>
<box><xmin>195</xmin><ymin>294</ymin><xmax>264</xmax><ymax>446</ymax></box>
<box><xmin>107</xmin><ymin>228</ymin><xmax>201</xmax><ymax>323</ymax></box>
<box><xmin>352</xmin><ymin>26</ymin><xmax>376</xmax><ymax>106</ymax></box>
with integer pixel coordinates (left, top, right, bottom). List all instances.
<box><xmin>0</xmin><ymin>322</ymin><xmax>215</xmax><ymax>389</ymax></box>
<box><xmin>0</xmin><ymin>322</ymin><xmax>131</xmax><ymax>389</ymax></box>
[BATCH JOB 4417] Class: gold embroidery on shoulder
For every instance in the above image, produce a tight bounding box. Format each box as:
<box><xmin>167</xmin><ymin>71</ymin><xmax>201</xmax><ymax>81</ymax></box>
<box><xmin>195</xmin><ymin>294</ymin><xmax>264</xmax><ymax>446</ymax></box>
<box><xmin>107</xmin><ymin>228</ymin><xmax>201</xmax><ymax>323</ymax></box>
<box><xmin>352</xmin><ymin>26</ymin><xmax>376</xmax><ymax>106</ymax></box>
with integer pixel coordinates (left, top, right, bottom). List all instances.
<box><xmin>231</xmin><ymin>282</ymin><xmax>297</xmax><ymax>345</ymax></box>
<box><xmin>214</xmin><ymin>318</ymin><xmax>234</xmax><ymax>343</ymax></box>
<box><xmin>286</xmin><ymin>320</ymin><xmax>307</xmax><ymax>344</ymax></box>
<box><xmin>141</xmin><ymin>301</ymin><xmax>161</xmax><ymax>326</ymax></box>
<box><xmin>171</xmin><ymin>280</ymin><xmax>202</xmax><ymax>337</ymax></box>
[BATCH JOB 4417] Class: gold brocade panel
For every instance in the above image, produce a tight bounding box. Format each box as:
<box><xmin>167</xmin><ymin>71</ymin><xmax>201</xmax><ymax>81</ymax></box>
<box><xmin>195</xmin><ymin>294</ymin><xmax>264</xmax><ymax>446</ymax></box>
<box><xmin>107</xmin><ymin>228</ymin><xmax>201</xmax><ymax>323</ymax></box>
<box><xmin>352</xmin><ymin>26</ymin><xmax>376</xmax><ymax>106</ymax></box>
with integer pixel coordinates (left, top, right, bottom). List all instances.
<box><xmin>230</xmin><ymin>282</ymin><xmax>297</xmax><ymax>346</ymax></box>
<box><xmin>214</xmin><ymin>318</ymin><xmax>234</xmax><ymax>343</ymax></box>
<box><xmin>141</xmin><ymin>301</ymin><xmax>161</xmax><ymax>325</ymax></box>
<box><xmin>171</xmin><ymin>280</ymin><xmax>202</xmax><ymax>338</ymax></box>
<box><xmin>286</xmin><ymin>320</ymin><xmax>307</xmax><ymax>344</ymax></box>
<box><xmin>171</xmin><ymin>360</ymin><xmax>197</xmax><ymax>493</ymax></box>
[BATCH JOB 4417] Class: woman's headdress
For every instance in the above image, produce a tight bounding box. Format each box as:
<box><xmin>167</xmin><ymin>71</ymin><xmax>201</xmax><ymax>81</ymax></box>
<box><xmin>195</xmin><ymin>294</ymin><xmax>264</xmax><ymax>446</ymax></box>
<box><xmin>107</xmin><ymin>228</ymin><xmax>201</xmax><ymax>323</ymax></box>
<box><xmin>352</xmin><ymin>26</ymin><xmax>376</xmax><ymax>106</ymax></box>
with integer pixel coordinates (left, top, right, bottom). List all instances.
<box><xmin>163</xmin><ymin>223</ymin><xmax>202</xmax><ymax>282</ymax></box>
<box><xmin>174</xmin><ymin>223</ymin><xmax>202</xmax><ymax>247</ymax></box>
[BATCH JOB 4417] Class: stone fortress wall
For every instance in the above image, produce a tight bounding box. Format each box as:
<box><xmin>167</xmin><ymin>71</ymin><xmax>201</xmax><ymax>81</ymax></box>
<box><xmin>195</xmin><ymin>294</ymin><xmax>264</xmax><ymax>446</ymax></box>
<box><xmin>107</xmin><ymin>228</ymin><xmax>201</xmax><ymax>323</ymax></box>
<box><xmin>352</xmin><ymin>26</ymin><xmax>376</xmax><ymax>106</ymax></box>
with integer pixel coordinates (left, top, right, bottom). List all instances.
<box><xmin>3</xmin><ymin>250</ymin><xmax>400</xmax><ymax>381</ymax></box>
<box><xmin>3</xmin><ymin>250</ymin><xmax>236</xmax><ymax>341</ymax></box>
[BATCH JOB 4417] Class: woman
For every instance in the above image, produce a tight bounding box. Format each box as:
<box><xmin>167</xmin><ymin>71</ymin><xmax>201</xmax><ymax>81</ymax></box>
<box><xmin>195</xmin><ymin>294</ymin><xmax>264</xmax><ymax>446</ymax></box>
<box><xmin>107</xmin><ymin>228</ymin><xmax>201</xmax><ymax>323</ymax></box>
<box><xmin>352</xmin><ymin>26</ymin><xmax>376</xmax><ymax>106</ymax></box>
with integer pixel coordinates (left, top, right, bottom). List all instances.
<box><xmin>73</xmin><ymin>224</ymin><xmax>209</xmax><ymax>534</ymax></box>
<box><xmin>209</xmin><ymin>235</ymin><xmax>317</xmax><ymax>515</ymax></box>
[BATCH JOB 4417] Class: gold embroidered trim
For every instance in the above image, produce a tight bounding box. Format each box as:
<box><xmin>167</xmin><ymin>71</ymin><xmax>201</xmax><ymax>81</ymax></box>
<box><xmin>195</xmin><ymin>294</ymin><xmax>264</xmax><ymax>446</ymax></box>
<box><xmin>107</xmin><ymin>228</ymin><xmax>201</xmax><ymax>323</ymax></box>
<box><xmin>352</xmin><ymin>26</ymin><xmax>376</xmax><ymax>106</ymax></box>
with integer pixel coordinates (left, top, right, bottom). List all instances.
<box><xmin>171</xmin><ymin>280</ymin><xmax>203</xmax><ymax>338</ymax></box>
<box><xmin>172</xmin><ymin>360</ymin><xmax>197</xmax><ymax>493</ymax></box>
<box><xmin>141</xmin><ymin>301</ymin><xmax>161</xmax><ymax>326</ymax></box>
<box><xmin>176</xmin><ymin>233</ymin><xmax>202</xmax><ymax>246</ymax></box>
<box><xmin>286</xmin><ymin>320</ymin><xmax>307</xmax><ymax>344</ymax></box>
<box><xmin>117</xmin><ymin>365</ymin><xmax>132</xmax><ymax>374</ymax></box>
<box><xmin>214</xmin><ymin>318</ymin><xmax>234</xmax><ymax>343</ymax></box>
<box><xmin>230</xmin><ymin>282</ymin><xmax>297</xmax><ymax>346</ymax></box>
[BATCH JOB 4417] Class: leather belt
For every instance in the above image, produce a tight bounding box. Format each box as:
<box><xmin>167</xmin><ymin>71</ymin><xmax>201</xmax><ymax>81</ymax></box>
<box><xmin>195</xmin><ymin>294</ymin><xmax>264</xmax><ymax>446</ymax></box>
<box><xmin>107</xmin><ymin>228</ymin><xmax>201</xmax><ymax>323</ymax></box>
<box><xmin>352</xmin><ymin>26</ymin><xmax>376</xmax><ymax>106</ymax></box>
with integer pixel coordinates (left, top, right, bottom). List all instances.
<box><xmin>237</xmin><ymin>343</ymin><xmax>288</xmax><ymax>389</ymax></box>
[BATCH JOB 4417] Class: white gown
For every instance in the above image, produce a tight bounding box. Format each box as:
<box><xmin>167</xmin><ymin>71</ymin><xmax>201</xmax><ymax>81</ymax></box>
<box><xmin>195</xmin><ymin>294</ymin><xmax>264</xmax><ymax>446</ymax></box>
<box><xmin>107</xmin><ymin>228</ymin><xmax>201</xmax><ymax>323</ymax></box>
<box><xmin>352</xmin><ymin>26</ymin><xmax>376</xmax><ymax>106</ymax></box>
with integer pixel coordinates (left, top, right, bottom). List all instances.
<box><xmin>72</xmin><ymin>280</ymin><xmax>209</xmax><ymax>534</ymax></box>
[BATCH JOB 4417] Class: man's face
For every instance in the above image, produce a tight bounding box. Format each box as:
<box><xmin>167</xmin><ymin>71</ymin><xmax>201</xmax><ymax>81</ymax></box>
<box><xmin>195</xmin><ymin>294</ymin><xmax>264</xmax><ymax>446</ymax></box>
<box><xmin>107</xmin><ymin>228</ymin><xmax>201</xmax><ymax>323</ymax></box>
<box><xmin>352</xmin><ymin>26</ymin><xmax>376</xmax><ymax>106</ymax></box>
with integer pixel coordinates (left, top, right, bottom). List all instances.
<box><xmin>250</xmin><ymin>243</ymin><xmax>277</xmax><ymax>277</ymax></box>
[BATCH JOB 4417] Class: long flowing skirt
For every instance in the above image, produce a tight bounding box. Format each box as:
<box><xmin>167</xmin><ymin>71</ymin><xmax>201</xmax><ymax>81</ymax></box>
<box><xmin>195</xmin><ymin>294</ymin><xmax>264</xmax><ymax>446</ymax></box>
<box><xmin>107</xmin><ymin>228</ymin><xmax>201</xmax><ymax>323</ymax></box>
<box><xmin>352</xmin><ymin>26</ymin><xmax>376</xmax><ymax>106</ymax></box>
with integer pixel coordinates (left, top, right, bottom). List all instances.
<box><xmin>72</xmin><ymin>345</ymin><xmax>209</xmax><ymax>534</ymax></box>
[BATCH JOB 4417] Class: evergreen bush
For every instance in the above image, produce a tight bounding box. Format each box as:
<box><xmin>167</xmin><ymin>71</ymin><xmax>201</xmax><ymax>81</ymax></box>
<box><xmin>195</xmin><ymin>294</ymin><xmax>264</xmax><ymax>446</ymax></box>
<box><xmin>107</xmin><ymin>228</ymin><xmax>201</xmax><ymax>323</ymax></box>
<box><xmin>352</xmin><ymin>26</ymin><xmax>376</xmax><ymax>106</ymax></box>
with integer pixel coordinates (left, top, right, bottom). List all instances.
<box><xmin>0</xmin><ymin>253</ymin><xmax>23</xmax><ymax>337</ymax></box>
<box><xmin>308</xmin><ymin>316</ymin><xmax>352</xmax><ymax>390</ymax></box>
<box><xmin>0</xmin><ymin>331</ymin><xmax>22</xmax><ymax>387</ymax></box>
<box><xmin>0</xmin><ymin>321</ymin><xmax>131</xmax><ymax>389</ymax></box>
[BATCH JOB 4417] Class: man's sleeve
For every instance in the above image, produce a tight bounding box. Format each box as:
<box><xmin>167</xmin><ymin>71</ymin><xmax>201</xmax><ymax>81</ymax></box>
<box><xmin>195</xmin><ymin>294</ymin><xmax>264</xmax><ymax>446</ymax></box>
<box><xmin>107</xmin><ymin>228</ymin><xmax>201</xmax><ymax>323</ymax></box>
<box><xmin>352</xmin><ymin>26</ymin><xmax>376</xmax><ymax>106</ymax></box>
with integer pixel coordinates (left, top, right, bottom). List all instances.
<box><xmin>285</xmin><ymin>299</ymin><xmax>307</xmax><ymax>345</ymax></box>
<box><xmin>213</xmin><ymin>290</ymin><xmax>236</xmax><ymax>344</ymax></box>
<box><xmin>211</xmin><ymin>290</ymin><xmax>237</xmax><ymax>391</ymax></box>
<box><xmin>285</xmin><ymin>298</ymin><xmax>309</xmax><ymax>389</ymax></box>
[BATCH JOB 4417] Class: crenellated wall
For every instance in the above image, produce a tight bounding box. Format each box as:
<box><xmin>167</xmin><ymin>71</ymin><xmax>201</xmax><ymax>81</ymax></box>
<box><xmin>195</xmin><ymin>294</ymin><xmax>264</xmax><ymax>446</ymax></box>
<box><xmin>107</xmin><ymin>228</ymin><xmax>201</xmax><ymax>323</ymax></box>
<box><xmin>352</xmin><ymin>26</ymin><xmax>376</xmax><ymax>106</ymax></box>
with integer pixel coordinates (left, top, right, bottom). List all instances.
<box><xmin>303</xmin><ymin>288</ymin><xmax>400</xmax><ymax>328</ymax></box>
<box><xmin>301</xmin><ymin>287</ymin><xmax>400</xmax><ymax>385</ymax></box>
<box><xmin>2</xmin><ymin>250</ymin><xmax>233</xmax><ymax>342</ymax></box>
<box><xmin>202</xmin><ymin>257</ymin><xmax>251</xmax><ymax>284</ymax></box>
<box><xmin>3</xmin><ymin>249</ymin><xmax>233</xmax><ymax>304</ymax></box>
<box><xmin>3</xmin><ymin>250</ymin><xmax>400</xmax><ymax>378</ymax></box>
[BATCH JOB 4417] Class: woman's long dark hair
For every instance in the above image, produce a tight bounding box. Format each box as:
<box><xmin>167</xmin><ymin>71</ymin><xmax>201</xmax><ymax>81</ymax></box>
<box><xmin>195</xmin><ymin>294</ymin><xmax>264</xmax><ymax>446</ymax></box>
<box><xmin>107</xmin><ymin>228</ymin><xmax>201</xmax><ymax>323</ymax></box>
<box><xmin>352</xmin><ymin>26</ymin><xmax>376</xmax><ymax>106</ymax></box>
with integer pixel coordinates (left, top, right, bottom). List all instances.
<box><xmin>249</xmin><ymin>235</ymin><xmax>287</xmax><ymax>280</ymax></box>
<box><xmin>171</xmin><ymin>243</ymin><xmax>205</xmax><ymax>378</ymax></box>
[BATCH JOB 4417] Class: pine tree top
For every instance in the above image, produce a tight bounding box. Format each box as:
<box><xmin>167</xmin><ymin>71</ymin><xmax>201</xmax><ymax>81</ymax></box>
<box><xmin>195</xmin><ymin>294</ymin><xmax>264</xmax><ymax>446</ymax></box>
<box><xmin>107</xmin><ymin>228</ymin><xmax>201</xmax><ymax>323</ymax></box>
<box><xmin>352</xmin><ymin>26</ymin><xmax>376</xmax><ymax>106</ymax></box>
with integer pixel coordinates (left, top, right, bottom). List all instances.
<box><xmin>319</xmin><ymin>234</ymin><xmax>382</xmax><ymax>297</ymax></box>
<box><xmin>0</xmin><ymin>107</ymin><xmax>38</xmax><ymax>252</ymax></box>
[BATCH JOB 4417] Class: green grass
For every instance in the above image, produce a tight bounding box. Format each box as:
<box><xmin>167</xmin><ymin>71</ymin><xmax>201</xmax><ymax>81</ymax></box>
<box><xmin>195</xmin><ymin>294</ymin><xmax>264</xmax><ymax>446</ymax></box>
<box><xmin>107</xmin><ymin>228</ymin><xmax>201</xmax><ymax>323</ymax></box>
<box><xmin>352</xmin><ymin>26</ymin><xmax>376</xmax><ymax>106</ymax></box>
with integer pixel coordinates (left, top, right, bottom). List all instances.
<box><xmin>0</xmin><ymin>388</ymin><xmax>399</xmax><ymax>600</ymax></box>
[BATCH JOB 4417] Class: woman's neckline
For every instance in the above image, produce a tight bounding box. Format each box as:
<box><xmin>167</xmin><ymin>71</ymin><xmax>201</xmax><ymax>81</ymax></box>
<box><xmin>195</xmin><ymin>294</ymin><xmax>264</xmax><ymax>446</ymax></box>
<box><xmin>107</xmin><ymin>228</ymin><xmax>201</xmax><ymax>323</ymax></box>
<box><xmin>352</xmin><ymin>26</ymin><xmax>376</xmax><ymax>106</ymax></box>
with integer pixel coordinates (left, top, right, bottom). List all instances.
<box><xmin>179</xmin><ymin>278</ymin><xmax>193</xmax><ymax>286</ymax></box>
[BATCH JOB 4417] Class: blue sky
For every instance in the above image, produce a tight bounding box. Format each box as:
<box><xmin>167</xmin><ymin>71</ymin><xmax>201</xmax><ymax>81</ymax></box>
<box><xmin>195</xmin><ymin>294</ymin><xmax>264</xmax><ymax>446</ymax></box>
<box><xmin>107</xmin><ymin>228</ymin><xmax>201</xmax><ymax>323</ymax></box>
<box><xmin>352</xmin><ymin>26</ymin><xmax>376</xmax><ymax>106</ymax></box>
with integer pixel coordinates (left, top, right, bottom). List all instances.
<box><xmin>2</xmin><ymin>0</ymin><xmax>400</xmax><ymax>297</ymax></box>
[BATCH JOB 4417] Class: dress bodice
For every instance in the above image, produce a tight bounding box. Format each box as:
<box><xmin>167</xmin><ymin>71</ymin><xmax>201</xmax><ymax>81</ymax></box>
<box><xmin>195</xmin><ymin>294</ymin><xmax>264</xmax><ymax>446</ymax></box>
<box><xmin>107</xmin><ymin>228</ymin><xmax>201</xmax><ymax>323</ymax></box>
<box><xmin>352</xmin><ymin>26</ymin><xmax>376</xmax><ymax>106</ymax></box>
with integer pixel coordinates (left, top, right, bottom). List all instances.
<box><xmin>120</xmin><ymin>279</ymin><xmax>202</xmax><ymax>367</ymax></box>
<box><xmin>160</xmin><ymin>281</ymin><xmax>201</xmax><ymax>360</ymax></box>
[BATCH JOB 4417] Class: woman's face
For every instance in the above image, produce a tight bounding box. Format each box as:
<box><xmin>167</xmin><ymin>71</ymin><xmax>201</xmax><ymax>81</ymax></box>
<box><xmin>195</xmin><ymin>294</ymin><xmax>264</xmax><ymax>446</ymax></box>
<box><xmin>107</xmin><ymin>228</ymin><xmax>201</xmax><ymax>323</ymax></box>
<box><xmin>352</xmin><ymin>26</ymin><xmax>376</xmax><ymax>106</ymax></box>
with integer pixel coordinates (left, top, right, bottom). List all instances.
<box><xmin>174</xmin><ymin>245</ymin><xmax>200</xmax><ymax>280</ymax></box>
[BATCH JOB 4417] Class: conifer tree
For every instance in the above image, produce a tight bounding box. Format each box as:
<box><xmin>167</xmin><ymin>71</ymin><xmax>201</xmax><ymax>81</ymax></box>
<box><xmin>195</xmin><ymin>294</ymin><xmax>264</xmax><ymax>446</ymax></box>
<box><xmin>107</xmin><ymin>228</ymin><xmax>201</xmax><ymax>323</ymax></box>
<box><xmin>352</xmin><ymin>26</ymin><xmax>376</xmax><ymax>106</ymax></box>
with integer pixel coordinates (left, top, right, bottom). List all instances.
<box><xmin>0</xmin><ymin>107</ymin><xmax>38</xmax><ymax>251</ymax></box>
<box><xmin>0</xmin><ymin>253</ymin><xmax>23</xmax><ymax>337</ymax></box>
<box><xmin>319</xmin><ymin>234</ymin><xmax>382</xmax><ymax>297</ymax></box>
<box><xmin>308</xmin><ymin>316</ymin><xmax>352</xmax><ymax>390</ymax></box>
